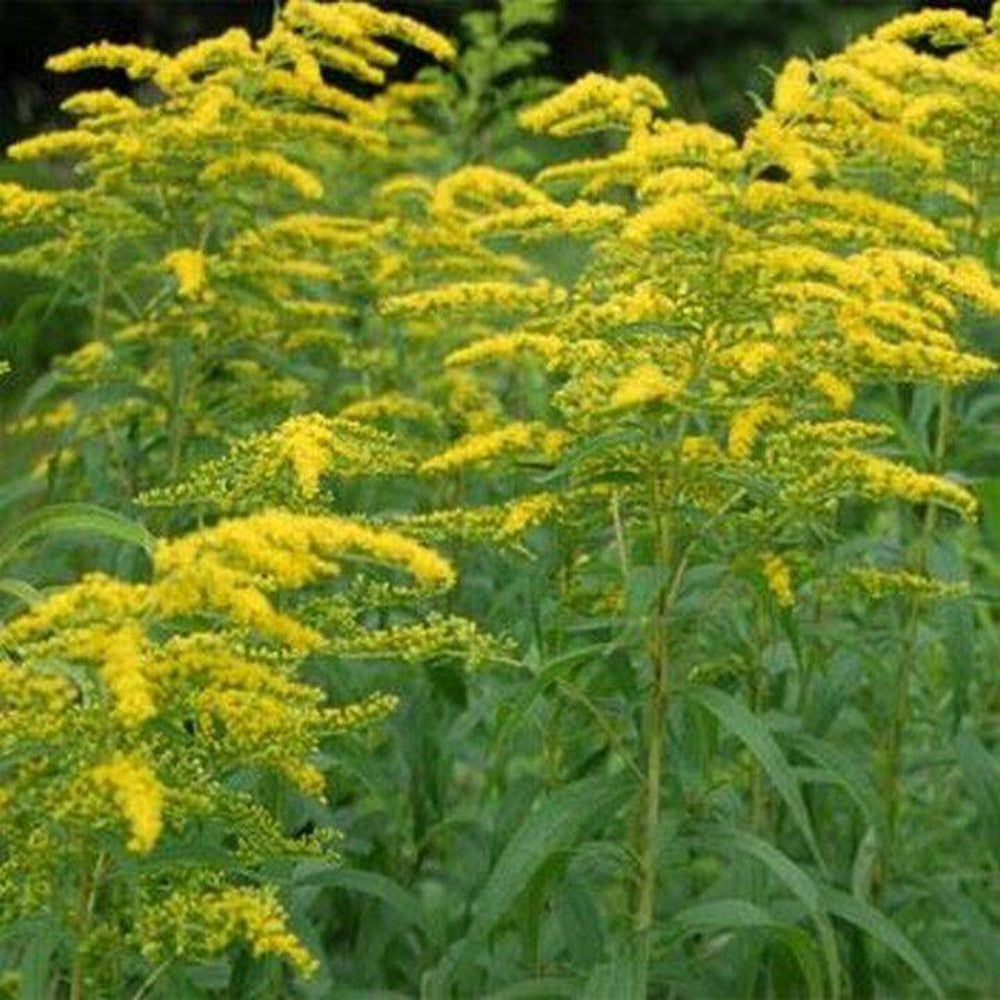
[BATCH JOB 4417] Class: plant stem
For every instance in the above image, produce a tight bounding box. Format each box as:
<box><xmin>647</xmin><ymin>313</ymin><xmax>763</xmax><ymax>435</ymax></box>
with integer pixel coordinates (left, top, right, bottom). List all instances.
<box><xmin>635</xmin><ymin>606</ymin><xmax>669</xmax><ymax>982</ymax></box>
<box><xmin>634</xmin><ymin>458</ymin><xmax>674</xmax><ymax>988</ymax></box>
<box><xmin>883</xmin><ymin>387</ymin><xmax>952</xmax><ymax>857</ymax></box>
<box><xmin>130</xmin><ymin>961</ymin><xmax>171</xmax><ymax>1000</ymax></box>
<box><xmin>69</xmin><ymin>851</ymin><xmax>106</xmax><ymax>1000</ymax></box>
<box><xmin>166</xmin><ymin>339</ymin><xmax>191</xmax><ymax>484</ymax></box>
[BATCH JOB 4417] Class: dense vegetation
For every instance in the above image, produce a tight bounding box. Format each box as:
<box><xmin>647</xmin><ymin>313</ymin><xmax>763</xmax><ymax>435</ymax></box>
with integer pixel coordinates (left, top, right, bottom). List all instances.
<box><xmin>1</xmin><ymin>1</ymin><xmax>999</xmax><ymax>997</ymax></box>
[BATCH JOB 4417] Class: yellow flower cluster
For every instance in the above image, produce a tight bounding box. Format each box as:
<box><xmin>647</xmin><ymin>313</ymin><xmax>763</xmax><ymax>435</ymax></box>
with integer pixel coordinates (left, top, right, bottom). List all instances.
<box><xmin>0</xmin><ymin>183</ymin><xmax>58</xmax><ymax>223</ymax></box>
<box><xmin>88</xmin><ymin>753</ymin><xmax>165</xmax><ymax>853</ymax></box>
<box><xmin>382</xmin><ymin>280</ymin><xmax>567</xmax><ymax>320</ymax></box>
<box><xmin>163</xmin><ymin>247</ymin><xmax>208</xmax><ymax>299</ymax></box>
<box><xmin>446</xmin><ymin>332</ymin><xmax>569</xmax><ymax>370</ymax></box>
<box><xmin>520</xmin><ymin>73</ymin><xmax>668</xmax><ymax>136</ymax></box>
<box><xmin>0</xmin><ymin>500</ymin><xmax>460</xmax><ymax>969</ymax></box>
<box><xmin>154</xmin><ymin>510</ymin><xmax>455</xmax><ymax>649</ymax></box>
<box><xmin>728</xmin><ymin>403</ymin><xmax>787</xmax><ymax>460</ymax></box>
<box><xmin>398</xmin><ymin>491</ymin><xmax>567</xmax><ymax>547</ymax></box>
<box><xmin>762</xmin><ymin>554</ymin><xmax>795</xmax><ymax>608</ymax></box>
<box><xmin>140</xmin><ymin>414</ymin><xmax>413</xmax><ymax>511</ymax></box>
<box><xmin>847</xmin><ymin>567</ymin><xmax>969</xmax><ymax>600</ymax></box>
<box><xmin>0</xmin><ymin>0</ymin><xmax>459</xmax><ymax>477</ymax></box>
<box><xmin>399</xmin><ymin>6</ymin><xmax>1000</xmax><ymax>558</ymax></box>
<box><xmin>201</xmin><ymin>151</ymin><xmax>324</xmax><ymax>201</ymax></box>
<box><xmin>811</xmin><ymin>371</ymin><xmax>854</xmax><ymax>413</ymax></box>
<box><xmin>610</xmin><ymin>363</ymin><xmax>683</xmax><ymax>411</ymax></box>
<box><xmin>838</xmin><ymin>452</ymin><xmax>978</xmax><ymax>521</ymax></box>
<box><xmin>420</xmin><ymin>422</ymin><xmax>568</xmax><ymax>475</ymax></box>
<box><xmin>140</xmin><ymin>886</ymin><xmax>316</xmax><ymax>974</ymax></box>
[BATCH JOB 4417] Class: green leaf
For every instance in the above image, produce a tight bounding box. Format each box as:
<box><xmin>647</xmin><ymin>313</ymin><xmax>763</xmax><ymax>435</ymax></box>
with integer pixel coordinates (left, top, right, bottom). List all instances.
<box><xmin>955</xmin><ymin>728</ymin><xmax>1000</xmax><ymax>861</ymax></box>
<box><xmin>0</xmin><ymin>577</ymin><xmax>42</xmax><ymax>609</ymax></box>
<box><xmin>500</xmin><ymin>0</ymin><xmax>559</xmax><ymax>35</ymax></box>
<box><xmin>820</xmin><ymin>888</ymin><xmax>943</xmax><ymax>999</ymax></box>
<box><xmin>0</xmin><ymin>502</ymin><xmax>153</xmax><ymax>570</ymax></box>
<box><xmin>675</xmin><ymin>897</ymin><xmax>782</xmax><ymax>933</ymax></box>
<box><xmin>698</xmin><ymin>827</ymin><xmax>841</xmax><ymax>998</ymax></box>
<box><xmin>672</xmin><ymin>899</ymin><xmax>824</xmax><ymax>1000</ymax></box>
<box><xmin>326</xmin><ymin>989</ymin><xmax>412</xmax><ymax>1000</ymax></box>
<box><xmin>686</xmin><ymin>686</ymin><xmax>825</xmax><ymax>871</ymax></box>
<box><xmin>426</xmin><ymin>775</ymin><xmax>628</xmax><ymax>998</ymax></box>
<box><xmin>482</xmin><ymin>978</ymin><xmax>578</xmax><ymax>1000</ymax></box>
<box><xmin>294</xmin><ymin>866</ymin><xmax>425</xmax><ymax>930</ymax></box>
<box><xmin>785</xmin><ymin>732</ymin><xmax>886</xmax><ymax>843</ymax></box>
<box><xmin>17</xmin><ymin>921</ymin><xmax>56</xmax><ymax>1000</ymax></box>
<box><xmin>495</xmin><ymin>642</ymin><xmax>616</xmax><ymax>753</ymax></box>
<box><xmin>581</xmin><ymin>941</ymin><xmax>643</xmax><ymax>1000</ymax></box>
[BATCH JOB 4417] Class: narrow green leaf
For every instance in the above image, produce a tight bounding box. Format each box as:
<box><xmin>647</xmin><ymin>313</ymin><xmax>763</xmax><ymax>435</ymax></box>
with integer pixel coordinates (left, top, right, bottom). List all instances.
<box><xmin>0</xmin><ymin>502</ymin><xmax>153</xmax><ymax>569</ymax></box>
<box><xmin>676</xmin><ymin>897</ymin><xmax>782</xmax><ymax>933</ymax></box>
<box><xmin>326</xmin><ymin>988</ymin><xmax>412</xmax><ymax>1000</ymax></box>
<box><xmin>0</xmin><ymin>577</ymin><xmax>42</xmax><ymax>609</ymax></box>
<box><xmin>699</xmin><ymin>827</ymin><xmax>841</xmax><ymax>998</ymax></box>
<box><xmin>686</xmin><ymin>686</ymin><xmax>825</xmax><ymax>871</ymax></box>
<box><xmin>955</xmin><ymin>729</ymin><xmax>1000</xmax><ymax>861</ymax></box>
<box><xmin>294</xmin><ymin>866</ymin><xmax>424</xmax><ymax>930</ymax></box>
<box><xmin>427</xmin><ymin>775</ymin><xmax>628</xmax><ymax>998</ymax></box>
<box><xmin>17</xmin><ymin>923</ymin><xmax>55</xmax><ymax>1000</ymax></box>
<box><xmin>581</xmin><ymin>942</ymin><xmax>643</xmax><ymax>1000</ymax></box>
<box><xmin>786</xmin><ymin>733</ymin><xmax>886</xmax><ymax>843</ymax></box>
<box><xmin>820</xmin><ymin>888</ymin><xmax>943</xmax><ymax>999</ymax></box>
<box><xmin>482</xmin><ymin>978</ymin><xmax>578</xmax><ymax>1000</ymax></box>
<box><xmin>673</xmin><ymin>899</ymin><xmax>824</xmax><ymax>1000</ymax></box>
<box><xmin>495</xmin><ymin>642</ymin><xmax>617</xmax><ymax>753</ymax></box>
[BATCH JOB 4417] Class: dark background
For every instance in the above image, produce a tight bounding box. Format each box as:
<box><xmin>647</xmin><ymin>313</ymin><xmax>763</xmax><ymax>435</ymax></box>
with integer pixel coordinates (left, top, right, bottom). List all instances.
<box><xmin>0</xmin><ymin>0</ymin><xmax>994</xmax><ymax>143</ymax></box>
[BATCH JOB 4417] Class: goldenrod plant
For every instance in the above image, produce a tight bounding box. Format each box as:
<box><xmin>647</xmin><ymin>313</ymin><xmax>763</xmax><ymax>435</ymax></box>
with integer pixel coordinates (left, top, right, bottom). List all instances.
<box><xmin>2</xmin><ymin>1</ymin><xmax>1000</xmax><ymax>998</ymax></box>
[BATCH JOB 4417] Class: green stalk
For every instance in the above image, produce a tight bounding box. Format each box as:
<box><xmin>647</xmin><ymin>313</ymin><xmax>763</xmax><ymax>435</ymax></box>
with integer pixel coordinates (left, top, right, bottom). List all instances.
<box><xmin>883</xmin><ymin>387</ymin><xmax>951</xmax><ymax>855</ymax></box>
<box><xmin>69</xmin><ymin>851</ymin><xmax>106</xmax><ymax>1000</ymax></box>
<box><xmin>166</xmin><ymin>338</ymin><xmax>192</xmax><ymax>484</ymax></box>
<box><xmin>633</xmin><ymin>452</ymin><xmax>674</xmax><ymax>988</ymax></box>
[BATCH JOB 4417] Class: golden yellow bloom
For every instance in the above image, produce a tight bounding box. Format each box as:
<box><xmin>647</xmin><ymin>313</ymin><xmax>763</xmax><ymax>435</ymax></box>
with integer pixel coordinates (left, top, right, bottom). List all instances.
<box><xmin>762</xmin><ymin>554</ymin><xmax>794</xmax><ymax>608</ymax></box>
<box><xmin>520</xmin><ymin>73</ymin><xmax>668</xmax><ymax>136</ymax></box>
<box><xmin>382</xmin><ymin>281</ymin><xmax>567</xmax><ymax>320</ymax></box>
<box><xmin>164</xmin><ymin>248</ymin><xmax>208</xmax><ymax>299</ymax></box>
<box><xmin>91</xmin><ymin>624</ymin><xmax>157</xmax><ymax>727</ymax></box>
<box><xmin>61</xmin><ymin>89</ymin><xmax>138</xmax><ymax>119</ymax></box>
<box><xmin>873</xmin><ymin>9</ymin><xmax>986</xmax><ymax>46</ymax></box>
<box><xmin>420</xmin><ymin>422</ymin><xmax>568</xmax><ymax>475</ymax></box>
<box><xmin>497</xmin><ymin>493</ymin><xmax>563</xmax><ymax>539</ymax></box>
<box><xmin>89</xmin><ymin>754</ymin><xmax>165</xmax><ymax>853</ymax></box>
<box><xmin>0</xmin><ymin>182</ymin><xmax>58</xmax><ymax>222</ymax></box>
<box><xmin>46</xmin><ymin>41</ymin><xmax>167</xmax><ymax>80</ymax></box>
<box><xmin>284</xmin><ymin>0</ymin><xmax>456</xmax><ymax>65</ymax></box>
<box><xmin>275</xmin><ymin>413</ymin><xmax>340</xmax><ymax>499</ymax></box>
<box><xmin>728</xmin><ymin>402</ymin><xmax>786</xmax><ymax>459</ymax></box>
<box><xmin>339</xmin><ymin>392</ymin><xmax>441</xmax><ymax>425</ymax></box>
<box><xmin>609</xmin><ymin>363</ymin><xmax>681</xmax><ymax>410</ymax></box>
<box><xmin>812</xmin><ymin>371</ymin><xmax>854</xmax><ymax>412</ymax></box>
<box><xmin>201</xmin><ymin>152</ymin><xmax>323</xmax><ymax>200</ymax></box>
<box><xmin>722</xmin><ymin>341</ymin><xmax>779</xmax><ymax>377</ymax></box>
<box><xmin>837</xmin><ymin>451</ymin><xmax>978</xmax><ymax>520</ymax></box>
<box><xmin>445</xmin><ymin>333</ymin><xmax>568</xmax><ymax>370</ymax></box>
<box><xmin>155</xmin><ymin>509</ymin><xmax>455</xmax><ymax>609</ymax></box>
<box><xmin>771</xmin><ymin>57</ymin><xmax>814</xmax><ymax>116</ymax></box>
<box><xmin>625</xmin><ymin>192</ymin><xmax>727</xmax><ymax>242</ymax></box>
<box><xmin>7</xmin><ymin>130</ymin><xmax>102</xmax><ymax>163</ymax></box>
<box><xmin>141</xmin><ymin>886</ymin><xmax>316</xmax><ymax>974</ymax></box>
<box><xmin>848</xmin><ymin>567</ymin><xmax>969</xmax><ymax>599</ymax></box>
